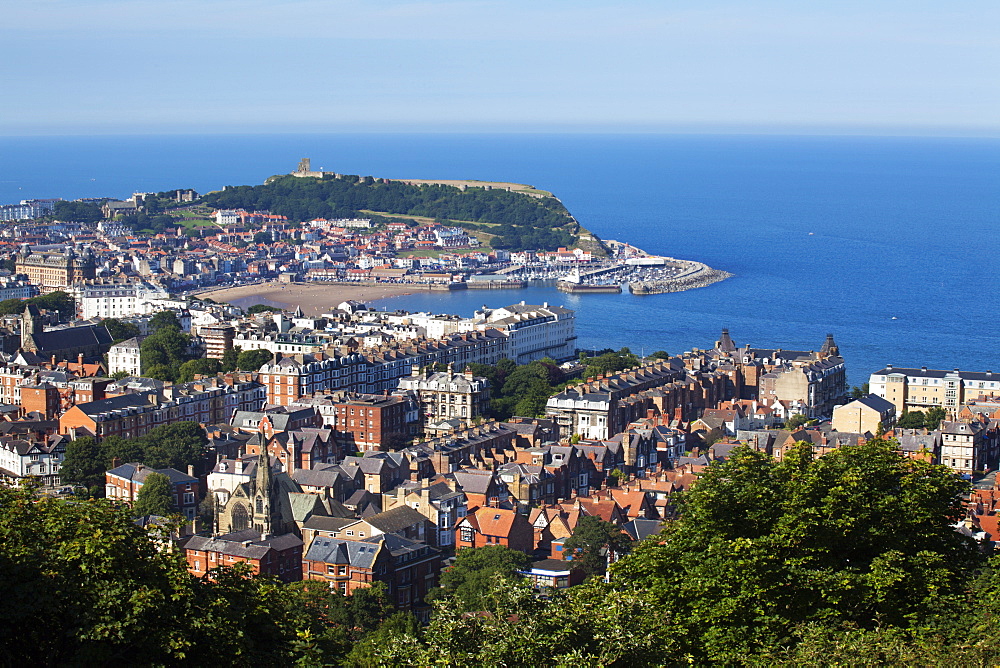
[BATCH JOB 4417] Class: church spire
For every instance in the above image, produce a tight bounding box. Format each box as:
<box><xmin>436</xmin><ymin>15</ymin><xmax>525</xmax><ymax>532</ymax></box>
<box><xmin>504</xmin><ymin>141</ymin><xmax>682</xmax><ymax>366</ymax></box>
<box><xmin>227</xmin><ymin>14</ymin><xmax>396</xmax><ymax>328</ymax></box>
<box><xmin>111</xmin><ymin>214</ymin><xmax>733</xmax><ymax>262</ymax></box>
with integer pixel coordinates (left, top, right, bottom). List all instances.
<box><xmin>252</xmin><ymin>449</ymin><xmax>274</xmax><ymax>538</ymax></box>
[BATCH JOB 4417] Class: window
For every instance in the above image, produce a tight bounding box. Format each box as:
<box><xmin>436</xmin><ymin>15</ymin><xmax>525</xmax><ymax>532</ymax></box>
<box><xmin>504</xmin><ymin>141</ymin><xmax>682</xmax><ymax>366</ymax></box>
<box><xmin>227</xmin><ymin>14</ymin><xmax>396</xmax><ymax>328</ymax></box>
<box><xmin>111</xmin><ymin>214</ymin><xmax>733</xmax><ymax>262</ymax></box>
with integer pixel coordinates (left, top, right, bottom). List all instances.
<box><xmin>460</xmin><ymin>526</ymin><xmax>474</xmax><ymax>543</ymax></box>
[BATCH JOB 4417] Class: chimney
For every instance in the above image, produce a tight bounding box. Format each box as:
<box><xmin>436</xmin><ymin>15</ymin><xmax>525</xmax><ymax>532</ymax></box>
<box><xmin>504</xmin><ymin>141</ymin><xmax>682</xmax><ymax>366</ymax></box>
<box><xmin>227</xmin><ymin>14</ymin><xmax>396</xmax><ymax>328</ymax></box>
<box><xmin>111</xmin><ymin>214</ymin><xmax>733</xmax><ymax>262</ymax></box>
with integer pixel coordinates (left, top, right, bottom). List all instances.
<box><xmin>187</xmin><ymin>464</ymin><xmax>195</xmax><ymax>477</ymax></box>
<box><xmin>78</xmin><ymin>353</ymin><xmax>84</xmax><ymax>366</ymax></box>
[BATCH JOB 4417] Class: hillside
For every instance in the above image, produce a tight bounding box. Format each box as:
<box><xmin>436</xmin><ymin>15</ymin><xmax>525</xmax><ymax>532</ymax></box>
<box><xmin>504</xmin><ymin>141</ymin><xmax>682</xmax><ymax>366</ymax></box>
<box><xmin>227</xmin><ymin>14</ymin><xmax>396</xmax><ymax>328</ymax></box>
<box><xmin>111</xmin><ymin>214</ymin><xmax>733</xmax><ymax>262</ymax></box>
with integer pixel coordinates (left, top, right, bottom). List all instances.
<box><xmin>201</xmin><ymin>173</ymin><xmax>601</xmax><ymax>254</ymax></box>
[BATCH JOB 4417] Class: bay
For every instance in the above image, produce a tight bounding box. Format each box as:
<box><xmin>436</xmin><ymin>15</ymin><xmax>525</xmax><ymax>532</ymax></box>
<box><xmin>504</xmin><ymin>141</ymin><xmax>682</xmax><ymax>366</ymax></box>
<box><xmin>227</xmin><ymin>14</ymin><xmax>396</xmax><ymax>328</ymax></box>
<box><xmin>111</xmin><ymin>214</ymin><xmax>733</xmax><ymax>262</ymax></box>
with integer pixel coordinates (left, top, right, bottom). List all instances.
<box><xmin>2</xmin><ymin>132</ymin><xmax>998</xmax><ymax>386</ymax></box>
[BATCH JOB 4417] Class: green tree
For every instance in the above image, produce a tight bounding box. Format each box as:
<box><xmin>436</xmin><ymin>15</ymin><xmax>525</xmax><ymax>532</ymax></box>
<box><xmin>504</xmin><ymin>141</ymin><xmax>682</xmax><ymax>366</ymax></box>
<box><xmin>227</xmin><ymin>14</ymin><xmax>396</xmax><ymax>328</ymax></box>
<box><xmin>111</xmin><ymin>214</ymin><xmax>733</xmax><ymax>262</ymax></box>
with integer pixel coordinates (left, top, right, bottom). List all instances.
<box><xmin>221</xmin><ymin>346</ymin><xmax>240</xmax><ymax>372</ymax></box>
<box><xmin>59</xmin><ymin>436</ymin><xmax>106</xmax><ymax>489</ymax></box>
<box><xmin>563</xmin><ymin>516</ymin><xmax>632</xmax><ymax>577</ymax></box>
<box><xmin>177</xmin><ymin>357</ymin><xmax>221</xmax><ymax>383</ymax></box>
<box><xmin>140</xmin><ymin>422</ymin><xmax>208</xmax><ymax>473</ymax></box>
<box><xmin>649</xmin><ymin>350</ymin><xmax>671</xmax><ymax>360</ymax></box>
<box><xmin>236</xmin><ymin>348</ymin><xmax>273</xmax><ymax>371</ymax></box>
<box><xmin>100</xmin><ymin>434</ymin><xmax>144</xmax><ymax>470</ymax></box>
<box><xmin>785</xmin><ymin>413</ymin><xmax>810</xmax><ymax>429</ymax></box>
<box><xmin>432</xmin><ymin>544</ymin><xmax>531</xmax><ymax>612</ymax></box>
<box><xmin>925</xmin><ymin>406</ymin><xmax>947</xmax><ymax>430</ymax></box>
<box><xmin>149</xmin><ymin>310</ymin><xmax>181</xmax><ymax>332</ymax></box>
<box><xmin>246</xmin><ymin>303</ymin><xmax>282</xmax><ymax>314</ymax></box>
<box><xmin>140</xmin><ymin>326</ymin><xmax>192</xmax><ymax>381</ymax></box>
<box><xmin>851</xmin><ymin>382</ymin><xmax>871</xmax><ymax>399</ymax></box>
<box><xmin>133</xmin><ymin>471</ymin><xmax>174</xmax><ymax>517</ymax></box>
<box><xmin>896</xmin><ymin>410</ymin><xmax>927</xmax><ymax>429</ymax></box>
<box><xmin>613</xmin><ymin>440</ymin><xmax>980</xmax><ymax>663</ymax></box>
<box><xmin>102</xmin><ymin>317</ymin><xmax>141</xmax><ymax>343</ymax></box>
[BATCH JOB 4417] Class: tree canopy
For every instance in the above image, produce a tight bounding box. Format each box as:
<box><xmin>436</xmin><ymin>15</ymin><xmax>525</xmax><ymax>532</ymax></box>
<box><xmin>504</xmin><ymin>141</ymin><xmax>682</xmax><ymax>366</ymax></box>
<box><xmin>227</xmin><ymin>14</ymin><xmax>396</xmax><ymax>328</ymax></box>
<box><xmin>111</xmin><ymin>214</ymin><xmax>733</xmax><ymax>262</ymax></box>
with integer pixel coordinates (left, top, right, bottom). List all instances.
<box><xmin>201</xmin><ymin>174</ymin><xmax>579</xmax><ymax>252</ymax></box>
<box><xmin>133</xmin><ymin>471</ymin><xmax>174</xmax><ymax>517</ymax></box>
<box><xmin>613</xmin><ymin>440</ymin><xmax>981</xmax><ymax>663</ymax></box>
<box><xmin>431</xmin><ymin>544</ymin><xmax>531</xmax><ymax>612</ymax></box>
<box><xmin>563</xmin><ymin>515</ymin><xmax>632</xmax><ymax>577</ymax></box>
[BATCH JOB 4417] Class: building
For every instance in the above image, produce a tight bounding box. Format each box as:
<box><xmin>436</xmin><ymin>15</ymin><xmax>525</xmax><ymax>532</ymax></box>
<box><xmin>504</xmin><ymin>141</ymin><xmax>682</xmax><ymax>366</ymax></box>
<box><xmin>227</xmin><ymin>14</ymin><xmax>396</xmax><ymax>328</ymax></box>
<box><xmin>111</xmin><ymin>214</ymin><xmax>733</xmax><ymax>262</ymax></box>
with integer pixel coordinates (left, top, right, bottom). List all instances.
<box><xmin>869</xmin><ymin>366</ymin><xmax>1000</xmax><ymax>418</ymax></box>
<box><xmin>479</xmin><ymin>302</ymin><xmax>576</xmax><ymax>363</ymax></box>
<box><xmin>215</xmin><ymin>450</ymin><xmax>302</xmax><ymax>536</ymax></box>
<box><xmin>383</xmin><ymin>481</ymin><xmax>468</xmax><ymax>548</ymax></box>
<box><xmin>20</xmin><ymin>305</ymin><xmax>114</xmax><ymax>362</ymax></box>
<box><xmin>289</xmin><ymin>392</ymin><xmax>410</xmax><ymax>452</ymax></box>
<box><xmin>15</xmin><ymin>245</ymin><xmax>96</xmax><ymax>288</ymax></box>
<box><xmin>0</xmin><ymin>435</ymin><xmax>67</xmax><ymax>486</ymax></box>
<box><xmin>0</xmin><ymin>198</ymin><xmax>60</xmax><ymax>222</ymax></box>
<box><xmin>395</xmin><ymin>365</ymin><xmax>491</xmax><ymax>425</ymax></box>
<box><xmin>108</xmin><ymin>337</ymin><xmax>145</xmax><ymax>377</ymax></box>
<box><xmin>939</xmin><ymin>420</ymin><xmax>991</xmax><ymax>475</ymax></box>
<box><xmin>199</xmin><ymin>324</ymin><xmax>235</xmax><ymax>360</ymax></box>
<box><xmin>302</xmin><ymin>533</ymin><xmax>441</xmax><ymax>610</ymax></box>
<box><xmin>77</xmin><ymin>280</ymin><xmax>171</xmax><ymax>320</ymax></box>
<box><xmin>185</xmin><ymin>529</ymin><xmax>303</xmax><ymax>583</ymax></box>
<box><xmin>831</xmin><ymin>394</ymin><xmax>896</xmax><ymax>435</ymax></box>
<box><xmin>455</xmin><ymin>505</ymin><xmax>534</xmax><ymax>554</ymax></box>
<box><xmin>104</xmin><ymin>463</ymin><xmax>200</xmax><ymax>520</ymax></box>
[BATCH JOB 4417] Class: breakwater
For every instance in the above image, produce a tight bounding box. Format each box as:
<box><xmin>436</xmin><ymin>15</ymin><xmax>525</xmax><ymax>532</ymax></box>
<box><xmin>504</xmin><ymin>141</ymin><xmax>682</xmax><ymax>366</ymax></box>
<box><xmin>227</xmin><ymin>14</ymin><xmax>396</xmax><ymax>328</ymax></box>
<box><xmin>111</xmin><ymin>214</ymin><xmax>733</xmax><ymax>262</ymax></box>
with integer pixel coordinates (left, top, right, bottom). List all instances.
<box><xmin>628</xmin><ymin>259</ymin><xmax>734</xmax><ymax>295</ymax></box>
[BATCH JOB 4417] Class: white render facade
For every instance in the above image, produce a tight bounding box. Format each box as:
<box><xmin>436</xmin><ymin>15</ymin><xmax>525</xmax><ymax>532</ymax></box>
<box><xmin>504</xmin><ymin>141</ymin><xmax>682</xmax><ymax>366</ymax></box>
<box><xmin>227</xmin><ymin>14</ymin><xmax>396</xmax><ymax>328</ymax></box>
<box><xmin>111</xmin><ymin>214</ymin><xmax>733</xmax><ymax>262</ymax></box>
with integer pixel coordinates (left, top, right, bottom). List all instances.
<box><xmin>79</xmin><ymin>282</ymin><xmax>170</xmax><ymax>320</ymax></box>
<box><xmin>108</xmin><ymin>337</ymin><xmax>144</xmax><ymax>377</ymax></box>
<box><xmin>480</xmin><ymin>302</ymin><xmax>576</xmax><ymax>364</ymax></box>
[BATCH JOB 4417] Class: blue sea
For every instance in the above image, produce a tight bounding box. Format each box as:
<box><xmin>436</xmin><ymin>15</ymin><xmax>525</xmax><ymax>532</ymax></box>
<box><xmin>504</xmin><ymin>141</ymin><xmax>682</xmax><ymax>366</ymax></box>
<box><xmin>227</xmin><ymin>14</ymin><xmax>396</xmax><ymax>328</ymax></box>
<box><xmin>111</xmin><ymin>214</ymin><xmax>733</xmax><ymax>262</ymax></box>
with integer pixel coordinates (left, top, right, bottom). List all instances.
<box><xmin>2</xmin><ymin>133</ymin><xmax>998</xmax><ymax>386</ymax></box>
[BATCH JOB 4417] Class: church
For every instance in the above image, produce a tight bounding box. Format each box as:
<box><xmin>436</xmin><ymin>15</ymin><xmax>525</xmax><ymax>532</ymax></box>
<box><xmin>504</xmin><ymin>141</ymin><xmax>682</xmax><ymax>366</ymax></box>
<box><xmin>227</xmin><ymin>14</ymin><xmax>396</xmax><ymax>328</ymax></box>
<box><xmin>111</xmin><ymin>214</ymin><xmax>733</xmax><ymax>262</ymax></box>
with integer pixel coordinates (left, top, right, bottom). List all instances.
<box><xmin>215</xmin><ymin>449</ymin><xmax>303</xmax><ymax>537</ymax></box>
<box><xmin>20</xmin><ymin>304</ymin><xmax>114</xmax><ymax>362</ymax></box>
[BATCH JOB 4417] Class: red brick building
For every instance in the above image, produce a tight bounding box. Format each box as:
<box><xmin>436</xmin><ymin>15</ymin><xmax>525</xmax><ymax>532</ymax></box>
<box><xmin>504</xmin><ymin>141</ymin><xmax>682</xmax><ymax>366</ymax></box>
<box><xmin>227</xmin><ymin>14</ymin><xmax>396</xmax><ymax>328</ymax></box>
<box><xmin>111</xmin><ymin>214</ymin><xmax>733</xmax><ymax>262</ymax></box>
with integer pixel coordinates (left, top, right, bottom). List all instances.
<box><xmin>455</xmin><ymin>506</ymin><xmax>534</xmax><ymax>554</ymax></box>
<box><xmin>105</xmin><ymin>463</ymin><xmax>200</xmax><ymax>520</ymax></box>
<box><xmin>303</xmin><ymin>533</ymin><xmax>441</xmax><ymax>610</ymax></box>
<box><xmin>185</xmin><ymin>529</ymin><xmax>303</xmax><ymax>583</ymax></box>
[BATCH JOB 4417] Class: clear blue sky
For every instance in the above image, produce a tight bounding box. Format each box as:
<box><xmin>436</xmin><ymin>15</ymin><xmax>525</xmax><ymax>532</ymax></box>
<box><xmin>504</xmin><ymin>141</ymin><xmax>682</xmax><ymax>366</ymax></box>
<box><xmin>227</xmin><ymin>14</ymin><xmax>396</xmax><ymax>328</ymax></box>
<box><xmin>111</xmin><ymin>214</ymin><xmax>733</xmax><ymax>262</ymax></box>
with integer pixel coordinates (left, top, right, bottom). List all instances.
<box><xmin>3</xmin><ymin>0</ymin><xmax>997</xmax><ymax>135</ymax></box>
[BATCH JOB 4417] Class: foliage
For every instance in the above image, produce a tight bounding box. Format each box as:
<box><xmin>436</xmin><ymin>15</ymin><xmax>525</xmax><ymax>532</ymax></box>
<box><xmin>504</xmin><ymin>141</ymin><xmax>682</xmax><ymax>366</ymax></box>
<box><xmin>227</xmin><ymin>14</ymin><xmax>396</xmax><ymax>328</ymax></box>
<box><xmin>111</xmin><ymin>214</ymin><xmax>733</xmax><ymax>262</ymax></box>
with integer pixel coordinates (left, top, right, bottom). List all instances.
<box><xmin>374</xmin><ymin>575</ymin><xmax>675</xmax><ymax>666</ymax></box>
<box><xmin>220</xmin><ymin>346</ymin><xmax>240</xmax><ymax>372</ymax></box>
<box><xmin>472</xmin><ymin>358</ymin><xmax>565</xmax><ymax>420</ymax></box>
<box><xmin>139</xmin><ymin>422</ymin><xmax>209</xmax><ymax>473</ymax></box>
<box><xmin>431</xmin><ymin>545</ymin><xmax>531</xmax><ymax>612</ymax></box>
<box><xmin>0</xmin><ymin>482</ymin><xmax>399</xmax><ymax>665</ymax></box>
<box><xmin>140</xmin><ymin>324</ymin><xmax>194</xmax><ymax>382</ymax></box>
<box><xmin>0</xmin><ymin>290</ymin><xmax>76</xmax><ymax>321</ymax></box>
<box><xmin>133</xmin><ymin>471</ymin><xmax>174</xmax><ymax>517</ymax></box>
<box><xmin>563</xmin><ymin>515</ymin><xmax>633</xmax><ymax>577</ymax></box>
<box><xmin>53</xmin><ymin>200</ymin><xmax>104</xmax><ymax>222</ymax></box>
<box><xmin>785</xmin><ymin>413</ymin><xmax>810</xmax><ymax>429</ymax></box>
<box><xmin>102</xmin><ymin>317</ymin><xmax>141</xmax><ymax>343</ymax></box>
<box><xmin>246</xmin><ymin>303</ymin><xmax>282</xmax><ymax>314</ymax></box>
<box><xmin>648</xmin><ymin>350</ymin><xmax>671</xmax><ymax>360</ymax></box>
<box><xmin>59</xmin><ymin>436</ymin><xmax>106</xmax><ymax>489</ymax></box>
<box><xmin>898</xmin><ymin>407</ymin><xmax>947</xmax><ymax>431</ymax></box>
<box><xmin>201</xmin><ymin>174</ymin><xmax>578</xmax><ymax>252</ymax></box>
<box><xmin>237</xmin><ymin>348</ymin><xmax>274</xmax><ymax>371</ymax></box>
<box><xmin>177</xmin><ymin>357</ymin><xmax>221</xmax><ymax>383</ymax></box>
<box><xmin>580</xmin><ymin>347</ymin><xmax>639</xmax><ymax>380</ymax></box>
<box><xmin>612</xmin><ymin>440</ymin><xmax>981</xmax><ymax>663</ymax></box>
<box><xmin>149</xmin><ymin>310</ymin><xmax>181</xmax><ymax>332</ymax></box>
<box><xmin>850</xmin><ymin>382</ymin><xmax>871</xmax><ymax>399</ymax></box>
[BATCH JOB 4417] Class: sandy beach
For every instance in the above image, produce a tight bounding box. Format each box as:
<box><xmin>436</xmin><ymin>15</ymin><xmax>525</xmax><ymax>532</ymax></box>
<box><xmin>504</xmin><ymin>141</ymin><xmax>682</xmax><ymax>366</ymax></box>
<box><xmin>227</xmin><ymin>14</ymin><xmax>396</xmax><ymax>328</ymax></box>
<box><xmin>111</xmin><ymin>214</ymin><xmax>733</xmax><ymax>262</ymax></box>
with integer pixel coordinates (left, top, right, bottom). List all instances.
<box><xmin>195</xmin><ymin>281</ymin><xmax>415</xmax><ymax>315</ymax></box>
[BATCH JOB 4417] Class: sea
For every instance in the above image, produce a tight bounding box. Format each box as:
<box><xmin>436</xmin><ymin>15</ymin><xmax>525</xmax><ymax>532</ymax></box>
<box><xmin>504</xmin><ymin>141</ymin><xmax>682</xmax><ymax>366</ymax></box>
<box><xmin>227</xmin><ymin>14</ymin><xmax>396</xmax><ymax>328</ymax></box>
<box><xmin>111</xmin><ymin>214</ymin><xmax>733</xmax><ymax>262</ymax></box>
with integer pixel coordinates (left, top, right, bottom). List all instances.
<box><xmin>2</xmin><ymin>133</ymin><xmax>998</xmax><ymax>387</ymax></box>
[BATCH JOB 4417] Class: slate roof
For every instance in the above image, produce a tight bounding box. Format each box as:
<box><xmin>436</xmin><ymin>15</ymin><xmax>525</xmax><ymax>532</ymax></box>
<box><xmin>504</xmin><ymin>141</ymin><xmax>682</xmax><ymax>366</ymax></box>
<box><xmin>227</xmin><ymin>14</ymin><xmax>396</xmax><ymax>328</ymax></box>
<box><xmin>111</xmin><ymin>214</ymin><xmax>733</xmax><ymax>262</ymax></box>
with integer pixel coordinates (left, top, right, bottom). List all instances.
<box><xmin>76</xmin><ymin>393</ymin><xmax>153</xmax><ymax>416</ymax></box>
<box><xmin>29</xmin><ymin>324</ymin><xmax>113</xmax><ymax>355</ymax></box>
<box><xmin>106</xmin><ymin>463</ymin><xmax>196</xmax><ymax>485</ymax></box>
<box><xmin>366</xmin><ymin>505</ymin><xmax>428</xmax><ymax>534</ymax></box>
<box><xmin>187</xmin><ymin>529</ymin><xmax>303</xmax><ymax>559</ymax></box>
<box><xmin>622</xmin><ymin>518</ymin><xmax>663</xmax><ymax>541</ymax></box>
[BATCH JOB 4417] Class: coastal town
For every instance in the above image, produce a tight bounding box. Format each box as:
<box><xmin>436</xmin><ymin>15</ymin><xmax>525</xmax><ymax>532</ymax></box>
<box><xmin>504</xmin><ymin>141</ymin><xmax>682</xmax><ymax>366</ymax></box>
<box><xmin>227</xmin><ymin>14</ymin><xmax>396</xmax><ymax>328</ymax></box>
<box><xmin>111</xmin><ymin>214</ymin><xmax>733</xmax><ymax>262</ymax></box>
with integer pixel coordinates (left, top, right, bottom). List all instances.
<box><xmin>0</xmin><ymin>170</ymin><xmax>998</xmax><ymax>660</ymax></box>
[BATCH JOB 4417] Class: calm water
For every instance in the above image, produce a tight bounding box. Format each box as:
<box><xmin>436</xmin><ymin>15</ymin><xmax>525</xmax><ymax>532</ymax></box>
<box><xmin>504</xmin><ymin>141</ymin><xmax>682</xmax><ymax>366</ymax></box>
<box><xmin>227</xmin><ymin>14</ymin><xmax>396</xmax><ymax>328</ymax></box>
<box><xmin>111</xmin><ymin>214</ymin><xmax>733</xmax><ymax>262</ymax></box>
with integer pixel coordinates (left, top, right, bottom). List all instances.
<box><xmin>2</xmin><ymin>133</ymin><xmax>998</xmax><ymax>385</ymax></box>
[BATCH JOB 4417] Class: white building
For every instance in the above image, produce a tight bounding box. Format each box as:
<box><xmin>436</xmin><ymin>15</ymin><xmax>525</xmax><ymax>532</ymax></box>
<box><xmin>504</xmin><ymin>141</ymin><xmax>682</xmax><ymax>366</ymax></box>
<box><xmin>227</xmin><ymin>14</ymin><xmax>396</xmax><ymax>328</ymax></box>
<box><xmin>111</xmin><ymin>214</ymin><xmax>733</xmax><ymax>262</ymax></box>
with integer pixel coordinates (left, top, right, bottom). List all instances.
<box><xmin>0</xmin><ymin>278</ymin><xmax>37</xmax><ymax>301</ymax></box>
<box><xmin>0</xmin><ymin>436</ymin><xmax>67</xmax><ymax>486</ymax></box>
<box><xmin>108</xmin><ymin>336</ymin><xmax>144</xmax><ymax>377</ymax></box>
<box><xmin>479</xmin><ymin>302</ymin><xmax>576</xmax><ymax>364</ymax></box>
<box><xmin>78</xmin><ymin>281</ymin><xmax>171</xmax><ymax>320</ymax></box>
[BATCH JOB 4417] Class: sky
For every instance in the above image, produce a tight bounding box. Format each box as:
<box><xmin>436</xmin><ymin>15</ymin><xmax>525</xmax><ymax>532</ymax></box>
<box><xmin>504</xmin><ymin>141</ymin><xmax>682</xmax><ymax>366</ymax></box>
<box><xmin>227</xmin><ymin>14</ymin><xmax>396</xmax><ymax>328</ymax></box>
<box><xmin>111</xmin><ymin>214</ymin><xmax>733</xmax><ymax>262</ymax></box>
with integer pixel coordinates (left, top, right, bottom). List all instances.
<box><xmin>2</xmin><ymin>0</ymin><xmax>998</xmax><ymax>135</ymax></box>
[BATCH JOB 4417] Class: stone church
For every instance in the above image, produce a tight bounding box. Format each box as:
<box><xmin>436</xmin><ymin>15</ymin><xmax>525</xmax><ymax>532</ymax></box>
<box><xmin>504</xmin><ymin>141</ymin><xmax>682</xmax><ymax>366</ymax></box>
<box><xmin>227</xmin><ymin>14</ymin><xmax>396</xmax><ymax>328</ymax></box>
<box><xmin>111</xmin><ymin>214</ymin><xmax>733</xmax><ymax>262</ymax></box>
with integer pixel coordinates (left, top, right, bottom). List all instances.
<box><xmin>215</xmin><ymin>449</ymin><xmax>302</xmax><ymax>537</ymax></box>
<box><xmin>20</xmin><ymin>304</ymin><xmax>114</xmax><ymax>362</ymax></box>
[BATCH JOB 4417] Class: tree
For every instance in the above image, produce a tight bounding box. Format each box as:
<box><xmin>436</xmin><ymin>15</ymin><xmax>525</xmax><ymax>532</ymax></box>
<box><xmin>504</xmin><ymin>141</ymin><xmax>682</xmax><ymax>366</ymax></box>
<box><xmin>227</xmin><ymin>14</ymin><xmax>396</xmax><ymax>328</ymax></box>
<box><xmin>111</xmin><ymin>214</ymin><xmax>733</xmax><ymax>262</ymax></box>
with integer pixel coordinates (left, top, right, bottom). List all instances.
<box><xmin>613</xmin><ymin>440</ymin><xmax>981</xmax><ymax>663</ymax></box>
<box><xmin>100</xmin><ymin>434</ymin><xmax>144</xmax><ymax>470</ymax></box>
<box><xmin>236</xmin><ymin>348</ymin><xmax>273</xmax><ymax>371</ymax></box>
<box><xmin>59</xmin><ymin>436</ymin><xmax>106</xmax><ymax>490</ymax></box>
<box><xmin>102</xmin><ymin>317</ymin><xmax>141</xmax><ymax>343</ymax></box>
<box><xmin>851</xmin><ymin>382</ymin><xmax>871</xmax><ymax>399</ymax></box>
<box><xmin>925</xmin><ymin>406</ymin><xmax>947</xmax><ymax>430</ymax></box>
<box><xmin>133</xmin><ymin>472</ymin><xmax>174</xmax><ymax>517</ymax></box>
<box><xmin>140</xmin><ymin>422</ymin><xmax>208</xmax><ymax>473</ymax></box>
<box><xmin>432</xmin><ymin>544</ymin><xmax>531</xmax><ymax>612</ymax></box>
<box><xmin>149</xmin><ymin>310</ymin><xmax>181</xmax><ymax>332</ymax></box>
<box><xmin>563</xmin><ymin>516</ymin><xmax>632</xmax><ymax>577</ymax></box>
<box><xmin>221</xmin><ymin>346</ymin><xmax>240</xmax><ymax>372</ymax></box>
<box><xmin>140</xmin><ymin>326</ymin><xmax>192</xmax><ymax>381</ymax></box>
<box><xmin>649</xmin><ymin>350</ymin><xmax>671</xmax><ymax>360</ymax></box>
<box><xmin>896</xmin><ymin>410</ymin><xmax>926</xmax><ymax>429</ymax></box>
<box><xmin>785</xmin><ymin>413</ymin><xmax>810</xmax><ymax>429</ymax></box>
<box><xmin>246</xmin><ymin>303</ymin><xmax>282</xmax><ymax>314</ymax></box>
<box><xmin>177</xmin><ymin>357</ymin><xmax>221</xmax><ymax>383</ymax></box>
